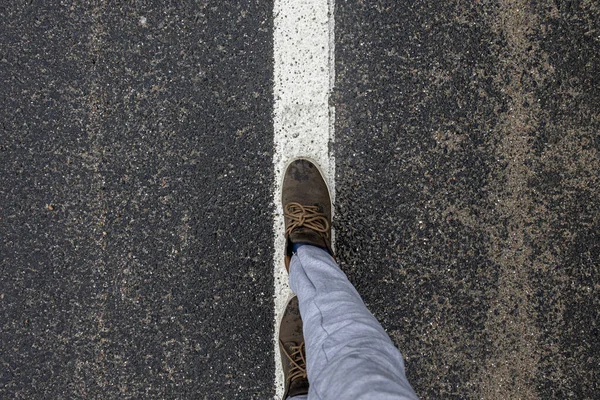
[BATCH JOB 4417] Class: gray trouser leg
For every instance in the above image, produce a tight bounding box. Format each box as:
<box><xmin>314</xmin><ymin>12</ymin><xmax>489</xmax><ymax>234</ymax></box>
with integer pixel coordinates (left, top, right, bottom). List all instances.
<box><xmin>288</xmin><ymin>245</ymin><xmax>419</xmax><ymax>400</ymax></box>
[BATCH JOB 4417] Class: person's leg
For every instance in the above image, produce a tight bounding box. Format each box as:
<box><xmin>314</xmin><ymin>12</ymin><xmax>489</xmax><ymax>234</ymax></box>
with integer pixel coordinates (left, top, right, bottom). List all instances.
<box><xmin>279</xmin><ymin>159</ymin><xmax>417</xmax><ymax>399</ymax></box>
<box><xmin>289</xmin><ymin>244</ymin><xmax>418</xmax><ymax>400</ymax></box>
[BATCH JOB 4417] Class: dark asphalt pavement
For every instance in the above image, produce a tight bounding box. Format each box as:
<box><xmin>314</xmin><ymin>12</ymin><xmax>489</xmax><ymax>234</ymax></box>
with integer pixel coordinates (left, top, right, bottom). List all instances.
<box><xmin>1</xmin><ymin>1</ymin><xmax>274</xmax><ymax>398</ymax></box>
<box><xmin>335</xmin><ymin>1</ymin><xmax>600</xmax><ymax>399</ymax></box>
<box><xmin>2</xmin><ymin>1</ymin><xmax>599</xmax><ymax>399</ymax></box>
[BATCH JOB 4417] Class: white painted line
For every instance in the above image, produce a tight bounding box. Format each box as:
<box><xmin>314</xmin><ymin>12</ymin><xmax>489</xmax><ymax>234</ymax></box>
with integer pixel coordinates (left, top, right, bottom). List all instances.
<box><xmin>273</xmin><ymin>0</ymin><xmax>335</xmax><ymax>397</ymax></box>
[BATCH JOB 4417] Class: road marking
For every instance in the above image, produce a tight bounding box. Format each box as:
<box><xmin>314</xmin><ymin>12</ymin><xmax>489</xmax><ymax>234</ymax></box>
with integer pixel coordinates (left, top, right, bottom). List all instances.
<box><xmin>273</xmin><ymin>0</ymin><xmax>335</xmax><ymax>397</ymax></box>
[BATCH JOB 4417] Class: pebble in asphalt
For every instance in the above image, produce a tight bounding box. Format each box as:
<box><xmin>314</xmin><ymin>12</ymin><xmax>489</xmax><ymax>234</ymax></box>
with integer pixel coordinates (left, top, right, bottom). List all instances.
<box><xmin>1</xmin><ymin>0</ymin><xmax>599</xmax><ymax>399</ymax></box>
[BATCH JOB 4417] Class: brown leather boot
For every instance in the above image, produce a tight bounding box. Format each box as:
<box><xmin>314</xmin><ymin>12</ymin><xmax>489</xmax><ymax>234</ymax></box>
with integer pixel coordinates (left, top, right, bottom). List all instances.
<box><xmin>279</xmin><ymin>296</ymin><xmax>309</xmax><ymax>398</ymax></box>
<box><xmin>282</xmin><ymin>159</ymin><xmax>333</xmax><ymax>272</ymax></box>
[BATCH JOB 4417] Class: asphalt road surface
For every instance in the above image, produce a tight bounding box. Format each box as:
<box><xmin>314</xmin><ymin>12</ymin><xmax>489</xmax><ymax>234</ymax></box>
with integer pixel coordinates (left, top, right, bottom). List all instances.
<box><xmin>1</xmin><ymin>1</ymin><xmax>599</xmax><ymax>399</ymax></box>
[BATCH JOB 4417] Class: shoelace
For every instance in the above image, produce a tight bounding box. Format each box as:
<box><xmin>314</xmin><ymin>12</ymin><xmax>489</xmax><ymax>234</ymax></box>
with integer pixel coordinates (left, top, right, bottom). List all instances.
<box><xmin>284</xmin><ymin>202</ymin><xmax>329</xmax><ymax>238</ymax></box>
<box><xmin>280</xmin><ymin>340</ymin><xmax>307</xmax><ymax>381</ymax></box>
